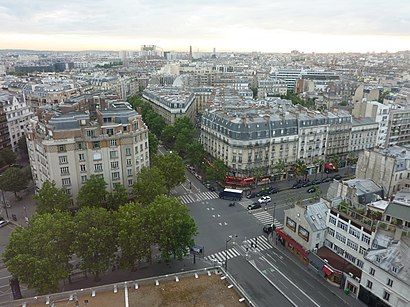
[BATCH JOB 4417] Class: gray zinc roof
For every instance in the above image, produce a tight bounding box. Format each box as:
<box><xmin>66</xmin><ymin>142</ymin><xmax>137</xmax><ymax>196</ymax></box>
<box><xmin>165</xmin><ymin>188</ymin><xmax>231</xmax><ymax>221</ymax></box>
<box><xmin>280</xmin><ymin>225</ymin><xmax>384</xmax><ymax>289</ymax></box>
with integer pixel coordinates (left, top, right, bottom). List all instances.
<box><xmin>305</xmin><ymin>202</ymin><xmax>328</xmax><ymax>232</ymax></box>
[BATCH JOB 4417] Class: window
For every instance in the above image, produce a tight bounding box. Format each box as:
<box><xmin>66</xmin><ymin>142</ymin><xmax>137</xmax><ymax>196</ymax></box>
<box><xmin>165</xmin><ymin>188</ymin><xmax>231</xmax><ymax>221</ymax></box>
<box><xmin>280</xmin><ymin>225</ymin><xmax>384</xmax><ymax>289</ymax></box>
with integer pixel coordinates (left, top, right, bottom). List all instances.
<box><xmin>145</xmin><ymin>141</ymin><xmax>148</xmax><ymax>149</ymax></box>
<box><xmin>366</xmin><ymin>280</ymin><xmax>373</xmax><ymax>289</ymax></box>
<box><xmin>94</xmin><ymin>163</ymin><xmax>103</xmax><ymax>172</ymax></box>
<box><xmin>58</xmin><ymin>145</ymin><xmax>66</xmax><ymax>152</ymax></box>
<box><xmin>329</xmin><ymin>216</ymin><xmax>337</xmax><ymax>225</ymax></box>
<box><xmin>127</xmin><ymin>168</ymin><xmax>132</xmax><ymax>177</ymax></box>
<box><xmin>126</xmin><ymin>158</ymin><xmax>132</xmax><ymax>166</ymax></box>
<box><xmin>110</xmin><ymin>151</ymin><xmax>118</xmax><ymax>159</ymax></box>
<box><xmin>298</xmin><ymin>225</ymin><xmax>309</xmax><ymax>241</ymax></box>
<box><xmin>59</xmin><ymin>156</ymin><xmax>68</xmax><ymax>164</ymax></box>
<box><xmin>60</xmin><ymin>167</ymin><xmax>69</xmax><ymax>175</ymax></box>
<box><xmin>62</xmin><ymin>178</ymin><xmax>71</xmax><ymax>186</ymax></box>
<box><xmin>79</xmin><ymin>153</ymin><xmax>85</xmax><ymax>161</ymax></box>
<box><xmin>65</xmin><ymin>189</ymin><xmax>71</xmax><ymax>195</ymax></box>
<box><xmin>328</xmin><ymin>228</ymin><xmax>335</xmax><ymax>237</ymax></box>
<box><xmin>125</xmin><ymin>148</ymin><xmax>131</xmax><ymax>156</ymax></box>
<box><xmin>92</xmin><ymin>141</ymin><xmax>100</xmax><ymax>149</ymax></box>
<box><xmin>77</xmin><ymin>142</ymin><xmax>85</xmax><ymax>150</ymax></box>
<box><xmin>359</xmin><ymin>246</ymin><xmax>366</xmax><ymax>255</ymax></box>
<box><xmin>80</xmin><ymin>165</ymin><xmax>86</xmax><ymax>172</ymax></box>
<box><xmin>348</xmin><ymin>227</ymin><xmax>360</xmax><ymax>239</ymax></box>
<box><xmin>112</xmin><ymin>172</ymin><xmax>120</xmax><ymax>180</ymax></box>
<box><xmin>335</xmin><ymin>232</ymin><xmax>346</xmax><ymax>244</ymax></box>
<box><xmin>337</xmin><ymin>221</ymin><xmax>348</xmax><ymax>232</ymax></box>
<box><xmin>347</xmin><ymin>239</ymin><xmax>358</xmax><ymax>251</ymax></box>
<box><xmin>111</xmin><ymin>161</ymin><xmax>119</xmax><ymax>169</ymax></box>
<box><xmin>128</xmin><ymin>179</ymin><xmax>133</xmax><ymax>186</ymax></box>
<box><xmin>361</xmin><ymin>234</ymin><xmax>371</xmax><ymax>245</ymax></box>
<box><xmin>109</xmin><ymin>139</ymin><xmax>117</xmax><ymax>147</ymax></box>
<box><xmin>357</xmin><ymin>259</ymin><xmax>364</xmax><ymax>268</ymax></box>
<box><xmin>387</xmin><ymin>278</ymin><xmax>393</xmax><ymax>287</ymax></box>
<box><xmin>286</xmin><ymin>217</ymin><xmax>296</xmax><ymax>231</ymax></box>
<box><xmin>369</xmin><ymin>267</ymin><xmax>375</xmax><ymax>276</ymax></box>
<box><xmin>383</xmin><ymin>291</ymin><xmax>390</xmax><ymax>302</ymax></box>
<box><xmin>81</xmin><ymin>175</ymin><xmax>87</xmax><ymax>183</ymax></box>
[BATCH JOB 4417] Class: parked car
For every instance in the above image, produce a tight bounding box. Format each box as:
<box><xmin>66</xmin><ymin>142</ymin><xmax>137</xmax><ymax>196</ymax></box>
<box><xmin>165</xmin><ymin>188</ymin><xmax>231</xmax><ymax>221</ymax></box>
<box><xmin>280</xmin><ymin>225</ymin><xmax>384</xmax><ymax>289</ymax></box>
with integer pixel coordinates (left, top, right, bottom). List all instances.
<box><xmin>205</xmin><ymin>183</ymin><xmax>216</xmax><ymax>191</ymax></box>
<box><xmin>307</xmin><ymin>186</ymin><xmax>319</xmax><ymax>193</ymax></box>
<box><xmin>321</xmin><ymin>177</ymin><xmax>332</xmax><ymax>183</ymax></box>
<box><xmin>247</xmin><ymin>203</ymin><xmax>262</xmax><ymax>210</ymax></box>
<box><xmin>0</xmin><ymin>219</ymin><xmax>9</xmax><ymax>228</ymax></box>
<box><xmin>258</xmin><ymin>196</ymin><xmax>271</xmax><ymax>204</ymax></box>
<box><xmin>312</xmin><ymin>179</ymin><xmax>321</xmax><ymax>185</ymax></box>
<box><xmin>292</xmin><ymin>182</ymin><xmax>303</xmax><ymax>189</ymax></box>
<box><xmin>267</xmin><ymin>187</ymin><xmax>279</xmax><ymax>194</ymax></box>
<box><xmin>333</xmin><ymin>174</ymin><xmax>342</xmax><ymax>180</ymax></box>
<box><xmin>263</xmin><ymin>224</ymin><xmax>275</xmax><ymax>233</ymax></box>
<box><xmin>256</xmin><ymin>190</ymin><xmax>270</xmax><ymax>197</ymax></box>
<box><xmin>246</xmin><ymin>192</ymin><xmax>257</xmax><ymax>199</ymax></box>
<box><xmin>302</xmin><ymin>181</ymin><xmax>313</xmax><ymax>187</ymax></box>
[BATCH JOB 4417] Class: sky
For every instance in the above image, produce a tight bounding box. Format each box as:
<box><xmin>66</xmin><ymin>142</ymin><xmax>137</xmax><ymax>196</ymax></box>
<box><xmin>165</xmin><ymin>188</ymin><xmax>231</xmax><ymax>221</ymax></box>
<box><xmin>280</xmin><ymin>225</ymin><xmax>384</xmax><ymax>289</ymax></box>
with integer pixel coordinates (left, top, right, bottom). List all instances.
<box><xmin>1</xmin><ymin>0</ymin><xmax>410</xmax><ymax>53</ymax></box>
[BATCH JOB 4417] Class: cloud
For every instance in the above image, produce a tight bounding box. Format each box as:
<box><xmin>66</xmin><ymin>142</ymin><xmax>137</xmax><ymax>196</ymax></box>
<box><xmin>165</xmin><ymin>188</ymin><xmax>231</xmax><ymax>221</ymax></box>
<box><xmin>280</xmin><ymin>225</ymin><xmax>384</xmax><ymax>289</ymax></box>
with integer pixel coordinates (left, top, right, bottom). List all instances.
<box><xmin>0</xmin><ymin>0</ymin><xmax>409</xmax><ymax>51</ymax></box>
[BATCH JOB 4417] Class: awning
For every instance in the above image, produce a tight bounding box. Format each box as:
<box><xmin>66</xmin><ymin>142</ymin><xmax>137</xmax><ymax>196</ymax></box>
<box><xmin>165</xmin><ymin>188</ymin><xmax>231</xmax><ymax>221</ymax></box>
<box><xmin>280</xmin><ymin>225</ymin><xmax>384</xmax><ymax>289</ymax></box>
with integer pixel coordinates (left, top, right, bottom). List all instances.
<box><xmin>275</xmin><ymin>229</ymin><xmax>309</xmax><ymax>257</ymax></box>
<box><xmin>323</xmin><ymin>265</ymin><xmax>334</xmax><ymax>276</ymax></box>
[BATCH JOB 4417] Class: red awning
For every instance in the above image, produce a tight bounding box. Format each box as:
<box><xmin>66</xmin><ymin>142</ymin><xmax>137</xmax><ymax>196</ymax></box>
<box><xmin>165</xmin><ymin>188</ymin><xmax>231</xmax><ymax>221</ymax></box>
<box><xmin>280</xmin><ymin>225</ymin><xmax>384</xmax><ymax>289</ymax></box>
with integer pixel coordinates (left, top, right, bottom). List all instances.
<box><xmin>275</xmin><ymin>229</ymin><xmax>309</xmax><ymax>257</ymax></box>
<box><xmin>323</xmin><ymin>265</ymin><xmax>334</xmax><ymax>276</ymax></box>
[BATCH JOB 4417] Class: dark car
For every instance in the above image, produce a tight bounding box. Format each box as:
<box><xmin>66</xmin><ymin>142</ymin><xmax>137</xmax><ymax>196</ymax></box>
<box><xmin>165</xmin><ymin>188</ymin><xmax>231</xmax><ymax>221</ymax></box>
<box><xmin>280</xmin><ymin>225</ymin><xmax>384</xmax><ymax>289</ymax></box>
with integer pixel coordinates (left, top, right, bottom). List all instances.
<box><xmin>267</xmin><ymin>187</ymin><xmax>279</xmax><ymax>194</ymax></box>
<box><xmin>312</xmin><ymin>179</ymin><xmax>321</xmax><ymax>185</ymax></box>
<box><xmin>307</xmin><ymin>186</ymin><xmax>318</xmax><ymax>193</ymax></box>
<box><xmin>292</xmin><ymin>182</ymin><xmax>303</xmax><ymax>189</ymax></box>
<box><xmin>333</xmin><ymin>174</ymin><xmax>342</xmax><ymax>180</ymax></box>
<box><xmin>256</xmin><ymin>190</ymin><xmax>270</xmax><ymax>197</ymax></box>
<box><xmin>321</xmin><ymin>177</ymin><xmax>331</xmax><ymax>183</ymax></box>
<box><xmin>246</xmin><ymin>192</ymin><xmax>257</xmax><ymax>199</ymax></box>
<box><xmin>247</xmin><ymin>203</ymin><xmax>262</xmax><ymax>210</ymax></box>
<box><xmin>302</xmin><ymin>181</ymin><xmax>313</xmax><ymax>187</ymax></box>
<box><xmin>263</xmin><ymin>224</ymin><xmax>275</xmax><ymax>234</ymax></box>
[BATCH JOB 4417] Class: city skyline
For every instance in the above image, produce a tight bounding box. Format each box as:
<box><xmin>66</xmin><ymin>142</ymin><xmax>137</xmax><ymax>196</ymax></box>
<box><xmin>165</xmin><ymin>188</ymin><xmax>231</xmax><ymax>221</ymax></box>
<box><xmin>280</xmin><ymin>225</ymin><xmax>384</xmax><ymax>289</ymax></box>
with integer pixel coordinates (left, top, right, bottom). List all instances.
<box><xmin>1</xmin><ymin>0</ymin><xmax>410</xmax><ymax>53</ymax></box>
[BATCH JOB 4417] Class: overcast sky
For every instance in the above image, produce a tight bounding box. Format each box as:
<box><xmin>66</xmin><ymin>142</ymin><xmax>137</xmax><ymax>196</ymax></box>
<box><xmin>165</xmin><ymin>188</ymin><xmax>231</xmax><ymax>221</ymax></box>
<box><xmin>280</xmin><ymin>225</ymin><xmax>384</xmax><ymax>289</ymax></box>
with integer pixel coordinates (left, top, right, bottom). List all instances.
<box><xmin>1</xmin><ymin>0</ymin><xmax>409</xmax><ymax>52</ymax></box>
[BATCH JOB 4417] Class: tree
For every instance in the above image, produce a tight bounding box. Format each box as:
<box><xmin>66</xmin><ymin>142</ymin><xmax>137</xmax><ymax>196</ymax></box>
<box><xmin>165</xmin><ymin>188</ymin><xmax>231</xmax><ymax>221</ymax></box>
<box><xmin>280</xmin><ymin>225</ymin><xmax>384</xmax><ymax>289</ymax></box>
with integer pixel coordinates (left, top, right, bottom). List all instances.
<box><xmin>148</xmin><ymin>131</ymin><xmax>159</xmax><ymax>158</ymax></box>
<box><xmin>155</xmin><ymin>152</ymin><xmax>185</xmax><ymax>193</ymax></box>
<box><xmin>133</xmin><ymin>166</ymin><xmax>167</xmax><ymax>206</ymax></box>
<box><xmin>175</xmin><ymin>128</ymin><xmax>195</xmax><ymax>157</ymax></box>
<box><xmin>116</xmin><ymin>202</ymin><xmax>152</xmax><ymax>270</ymax></box>
<box><xmin>0</xmin><ymin>167</ymin><xmax>28</xmax><ymax>199</ymax></box>
<box><xmin>17</xmin><ymin>137</ymin><xmax>28</xmax><ymax>156</ymax></box>
<box><xmin>205</xmin><ymin>159</ymin><xmax>227</xmax><ymax>183</ymax></box>
<box><xmin>146</xmin><ymin>195</ymin><xmax>197</xmax><ymax>262</ymax></box>
<box><xmin>329</xmin><ymin>154</ymin><xmax>340</xmax><ymax>170</ymax></box>
<box><xmin>161</xmin><ymin>125</ymin><xmax>176</xmax><ymax>149</ymax></box>
<box><xmin>0</xmin><ymin>148</ymin><xmax>17</xmax><ymax>166</ymax></box>
<box><xmin>3</xmin><ymin>212</ymin><xmax>74</xmax><ymax>294</ymax></box>
<box><xmin>174</xmin><ymin>117</ymin><xmax>194</xmax><ymax>133</ymax></box>
<box><xmin>33</xmin><ymin>180</ymin><xmax>71</xmax><ymax>214</ymax></box>
<box><xmin>186</xmin><ymin>141</ymin><xmax>205</xmax><ymax>168</ymax></box>
<box><xmin>295</xmin><ymin>159</ymin><xmax>307</xmax><ymax>180</ymax></box>
<box><xmin>72</xmin><ymin>207</ymin><xmax>117</xmax><ymax>281</ymax></box>
<box><xmin>106</xmin><ymin>183</ymin><xmax>128</xmax><ymax>211</ymax></box>
<box><xmin>77</xmin><ymin>175</ymin><xmax>107</xmax><ymax>208</ymax></box>
<box><xmin>274</xmin><ymin>159</ymin><xmax>286</xmax><ymax>180</ymax></box>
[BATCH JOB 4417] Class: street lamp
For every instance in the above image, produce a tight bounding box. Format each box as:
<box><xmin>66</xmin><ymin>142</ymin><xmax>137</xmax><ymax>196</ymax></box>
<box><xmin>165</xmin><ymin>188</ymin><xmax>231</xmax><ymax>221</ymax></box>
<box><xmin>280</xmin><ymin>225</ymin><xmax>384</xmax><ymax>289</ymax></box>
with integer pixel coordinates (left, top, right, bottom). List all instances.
<box><xmin>225</xmin><ymin>235</ymin><xmax>237</xmax><ymax>271</ymax></box>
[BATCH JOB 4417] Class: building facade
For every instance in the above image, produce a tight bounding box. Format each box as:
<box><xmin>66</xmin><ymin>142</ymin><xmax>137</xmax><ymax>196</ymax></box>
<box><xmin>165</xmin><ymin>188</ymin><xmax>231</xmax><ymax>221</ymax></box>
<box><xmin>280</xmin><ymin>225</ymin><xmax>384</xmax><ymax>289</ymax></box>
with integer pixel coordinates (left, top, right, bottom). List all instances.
<box><xmin>26</xmin><ymin>101</ymin><xmax>149</xmax><ymax>203</ymax></box>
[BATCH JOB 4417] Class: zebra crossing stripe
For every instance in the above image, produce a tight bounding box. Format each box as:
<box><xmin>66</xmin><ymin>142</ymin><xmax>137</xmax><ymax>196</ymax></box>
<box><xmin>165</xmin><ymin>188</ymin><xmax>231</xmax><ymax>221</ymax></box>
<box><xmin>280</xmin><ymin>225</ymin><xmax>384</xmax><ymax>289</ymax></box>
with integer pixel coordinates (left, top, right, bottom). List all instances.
<box><xmin>246</xmin><ymin>235</ymin><xmax>273</xmax><ymax>252</ymax></box>
<box><xmin>204</xmin><ymin>248</ymin><xmax>240</xmax><ymax>262</ymax></box>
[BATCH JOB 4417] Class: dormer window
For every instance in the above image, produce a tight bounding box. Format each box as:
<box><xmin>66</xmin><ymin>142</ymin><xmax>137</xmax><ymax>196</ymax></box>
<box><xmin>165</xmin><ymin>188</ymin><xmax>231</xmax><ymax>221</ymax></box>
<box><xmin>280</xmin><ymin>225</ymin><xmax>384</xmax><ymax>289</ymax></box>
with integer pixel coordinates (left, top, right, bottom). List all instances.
<box><xmin>391</xmin><ymin>266</ymin><xmax>398</xmax><ymax>273</ymax></box>
<box><xmin>376</xmin><ymin>255</ymin><xmax>382</xmax><ymax>263</ymax></box>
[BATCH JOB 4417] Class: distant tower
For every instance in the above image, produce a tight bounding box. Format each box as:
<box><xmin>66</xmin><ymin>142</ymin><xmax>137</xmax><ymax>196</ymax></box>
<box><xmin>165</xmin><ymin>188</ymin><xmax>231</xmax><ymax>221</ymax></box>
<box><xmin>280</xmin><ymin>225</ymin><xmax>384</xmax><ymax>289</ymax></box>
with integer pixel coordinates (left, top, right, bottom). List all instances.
<box><xmin>189</xmin><ymin>45</ymin><xmax>193</xmax><ymax>59</ymax></box>
<box><xmin>213</xmin><ymin>48</ymin><xmax>216</xmax><ymax>58</ymax></box>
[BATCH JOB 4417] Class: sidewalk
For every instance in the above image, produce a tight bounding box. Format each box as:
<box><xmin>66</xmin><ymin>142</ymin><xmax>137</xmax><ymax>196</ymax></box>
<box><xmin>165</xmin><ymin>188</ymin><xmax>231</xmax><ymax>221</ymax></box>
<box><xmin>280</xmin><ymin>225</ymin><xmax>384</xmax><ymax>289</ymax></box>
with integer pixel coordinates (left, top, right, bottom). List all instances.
<box><xmin>267</xmin><ymin>233</ymin><xmax>365</xmax><ymax>307</ymax></box>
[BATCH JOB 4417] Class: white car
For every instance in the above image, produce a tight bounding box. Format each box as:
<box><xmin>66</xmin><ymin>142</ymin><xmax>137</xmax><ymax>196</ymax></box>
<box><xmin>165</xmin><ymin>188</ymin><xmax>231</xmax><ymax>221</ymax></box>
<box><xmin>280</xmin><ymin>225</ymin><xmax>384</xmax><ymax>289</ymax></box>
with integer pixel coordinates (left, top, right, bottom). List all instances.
<box><xmin>258</xmin><ymin>196</ymin><xmax>271</xmax><ymax>204</ymax></box>
<box><xmin>0</xmin><ymin>219</ymin><xmax>9</xmax><ymax>228</ymax></box>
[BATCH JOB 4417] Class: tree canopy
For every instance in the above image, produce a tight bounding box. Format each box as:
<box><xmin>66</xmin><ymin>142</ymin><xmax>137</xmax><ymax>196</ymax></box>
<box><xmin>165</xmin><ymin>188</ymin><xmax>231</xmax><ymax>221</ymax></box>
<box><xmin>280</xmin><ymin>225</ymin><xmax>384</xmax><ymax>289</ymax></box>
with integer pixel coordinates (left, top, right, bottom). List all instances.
<box><xmin>0</xmin><ymin>148</ymin><xmax>17</xmax><ymax>166</ymax></box>
<box><xmin>33</xmin><ymin>180</ymin><xmax>71</xmax><ymax>214</ymax></box>
<box><xmin>0</xmin><ymin>167</ymin><xmax>29</xmax><ymax>198</ymax></box>
<box><xmin>77</xmin><ymin>175</ymin><xmax>107</xmax><ymax>208</ymax></box>
<box><xmin>205</xmin><ymin>159</ymin><xmax>227</xmax><ymax>183</ymax></box>
<box><xmin>145</xmin><ymin>195</ymin><xmax>197</xmax><ymax>262</ymax></box>
<box><xmin>3</xmin><ymin>212</ymin><xmax>74</xmax><ymax>294</ymax></box>
<box><xmin>106</xmin><ymin>183</ymin><xmax>128</xmax><ymax>211</ymax></box>
<box><xmin>133</xmin><ymin>166</ymin><xmax>167</xmax><ymax>206</ymax></box>
<box><xmin>155</xmin><ymin>152</ymin><xmax>186</xmax><ymax>193</ymax></box>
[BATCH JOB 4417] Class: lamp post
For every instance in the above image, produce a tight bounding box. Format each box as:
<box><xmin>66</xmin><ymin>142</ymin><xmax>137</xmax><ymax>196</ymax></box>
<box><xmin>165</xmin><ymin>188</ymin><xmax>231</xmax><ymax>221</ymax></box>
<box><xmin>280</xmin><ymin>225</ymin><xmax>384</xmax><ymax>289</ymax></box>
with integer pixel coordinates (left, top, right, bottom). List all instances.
<box><xmin>225</xmin><ymin>234</ymin><xmax>237</xmax><ymax>271</ymax></box>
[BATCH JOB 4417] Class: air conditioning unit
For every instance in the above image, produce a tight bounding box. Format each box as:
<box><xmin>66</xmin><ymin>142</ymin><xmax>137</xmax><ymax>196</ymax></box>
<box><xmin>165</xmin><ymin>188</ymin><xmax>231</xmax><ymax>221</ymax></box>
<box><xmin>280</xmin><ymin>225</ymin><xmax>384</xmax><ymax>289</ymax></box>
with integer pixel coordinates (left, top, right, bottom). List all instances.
<box><xmin>348</xmin><ymin>272</ymin><xmax>353</xmax><ymax>278</ymax></box>
<box><xmin>313</xmin><ymin>248</ymin><xmax>318</xmax><ymax>253</ymax></box>
<box><xmin>355</xmin><ymin>277</ymin><xmax>360</xmax><ymax>282</ymax></box>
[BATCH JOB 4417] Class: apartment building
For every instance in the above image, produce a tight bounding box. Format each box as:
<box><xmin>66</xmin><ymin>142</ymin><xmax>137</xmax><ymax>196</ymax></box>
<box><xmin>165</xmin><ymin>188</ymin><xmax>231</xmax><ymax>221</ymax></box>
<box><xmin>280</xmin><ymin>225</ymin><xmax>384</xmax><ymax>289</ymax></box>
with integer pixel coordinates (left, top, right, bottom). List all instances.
<box><xmin>385</xmin><ymin>107</ymin><xmax>410</xmax><ymax>148</ymax></box>
<box><xmin>26</xmin><ymin>101</ymin><xmax>149</xmax><ymax>202</ymax></box>
<box><xmin>350</xmin><ymin>118</ymin><xmax>379</xmax><ymax>153</ymax></box>
<box><xmin>356</xmin><ymin>146</ymin><xmax>410</xmax><ymax>197</ymax></box>
<box><xmin>0</xmin><ymin>91</ymin><xmax>33</xmax><ymax>151</ymax></box>
<box><xmin>257</xmin><ymin>78</ymin><xmax>288</xmax><ymax>98</ymax></box>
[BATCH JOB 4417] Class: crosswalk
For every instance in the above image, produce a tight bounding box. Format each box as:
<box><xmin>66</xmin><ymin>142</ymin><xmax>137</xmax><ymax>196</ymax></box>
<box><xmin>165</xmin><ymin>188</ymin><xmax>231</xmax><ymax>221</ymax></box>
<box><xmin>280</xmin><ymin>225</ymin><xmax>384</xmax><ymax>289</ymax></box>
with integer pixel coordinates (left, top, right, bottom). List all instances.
<box><xmin>244</xmin><ymin>235</ymin><xmax>273</xmax><ymax>253</ymax></box>
<box><xmin>253</xmin><ymin>211</ymin><xmax>273</xmax><ymax>224</ymax></box>
<box><xmin>204</xmin><ymin>247</ymin><xmax>241</xmax><ymax>264</ymax></box>
<box><xmin>177</xmin><ymin>191</ymin><xmax>219</xmax><ymax>204</ymax></box>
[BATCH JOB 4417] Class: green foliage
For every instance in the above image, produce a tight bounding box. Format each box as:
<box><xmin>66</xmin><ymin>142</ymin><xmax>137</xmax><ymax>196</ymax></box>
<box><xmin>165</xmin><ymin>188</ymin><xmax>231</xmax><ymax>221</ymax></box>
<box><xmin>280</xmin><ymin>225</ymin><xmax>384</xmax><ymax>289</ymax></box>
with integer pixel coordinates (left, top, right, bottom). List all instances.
<box><xmin>72</xmin><ymin>207</ymin><xmax>117</xmax><ymax>281</ymax></box>
<box><xmin>0</xmin><ymin>148</ymin><xmax>17</xmax><ymax>166</ymax></box>
<box><xmin>175</xmin><ymin>128</ymin><xmax>195</xmax><ymax>157</ymax></box>
<box><xmin>186</xmin><ymin>141</ymin><xmax>205</xmax><ymax>167</ymax></box>
<box><xmin>106</xmin><ymin>183</ymin><xmax>128</xmax><ymax>211</ymax></box>
<box><xmin>33</xmin><ymin>180</ymin><xmax>71</xmax><ymax>214</ymax></box>
<box><xmin>329</xmin><ymin>154</ymin><xmax>340</xmax><ymax>169</ymax></box>
<box><xmin>133</xmin><ymin>166</ymin><xmax>167</xmax><ymax>206</ymax></box>
<box><xmin>0</xmin><ymin>167</ymin><xmax>28</xmax><ymax>198</ymax></box>
<box><xmin>205</xmin><ymin>159</ymin><xmax>227</xmax><ymax>183</ymax></box>
<box><xmin>17</xmin><ymin>137</ymin><xmax>28</xmax><ymax>156</ymax></box>
<box><xmin>77</xmin><ymin>175</ymin><xmax>107</xmax><ymax>208</ymax></box>
<box><xmin>282</xmin><ymin>93</ymin><xmax>316</xmax><ymax>109</ymax></box>
<box><xmin>146</xmin><ymin>195</ymin><xmax>197</xmax><ymax>262</ymax></box>
<box><xmin>116</xmin><ymin>202</ymin><xmax>151</xmax><ymax>270</ymax></box>
<box><xmin>161</xmin><ymin>125</ymin><xmax>176</xmax><ymax>149</ymax></box>
<box><xmin>95</xmin><ymin>61</ymin><xmax>123</xmax><ymax>68</ymax></box>
<box><xmin>148</xmin><ymin>131</ymin><xmax>159</xmax><ymax>158</ymax></box>
<box><xmin>155</xmin><ymin>152</ymin><xmax>186</xmax><ymax>193</ymax></box>
<box><xmin>295</xmin><ymin>159</ymin><xmax>307</xmax><ymax>178</ymax></box>
<box><xmin>3</xmin><ymin>212</ymin><xmax>74</xmax><ymax>294</ymax></box>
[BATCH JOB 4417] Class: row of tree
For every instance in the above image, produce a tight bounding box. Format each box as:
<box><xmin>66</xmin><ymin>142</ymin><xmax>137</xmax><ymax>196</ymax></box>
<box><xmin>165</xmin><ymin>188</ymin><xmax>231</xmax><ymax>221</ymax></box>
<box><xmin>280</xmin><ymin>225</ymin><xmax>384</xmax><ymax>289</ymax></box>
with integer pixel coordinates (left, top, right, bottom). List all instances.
<box><xmin>3</xmin><ymin>196</ymin><xmax>197</xmax><ymax>294</ymax></box>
